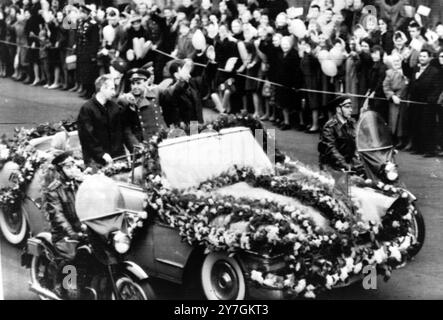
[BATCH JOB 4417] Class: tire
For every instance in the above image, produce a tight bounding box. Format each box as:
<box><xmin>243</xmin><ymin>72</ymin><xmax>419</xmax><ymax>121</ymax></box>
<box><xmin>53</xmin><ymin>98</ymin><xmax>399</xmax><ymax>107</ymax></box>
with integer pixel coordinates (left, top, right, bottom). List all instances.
<box><xmin>408</xmin><ymin>204</ymin><xmax>425</xmax><ymax>257</ymax></box>
<box><xmin>30</xmin><ymin>254</ymin><xmax>56</xmax><ymax>300</ymax></box>
<box><xmin>114</xmin><ymin>274</ymin><xmax>157</xmax><ymax>300</ymax></box>
<box><xmin>0</xmin><ymin>206</ymin><xmax>27</xmax><ymax>245</ymax></box>
<box><xmin>201</xmin><ymin>252</ymin><xmax>246</xmax><ymax>300</ymax></box>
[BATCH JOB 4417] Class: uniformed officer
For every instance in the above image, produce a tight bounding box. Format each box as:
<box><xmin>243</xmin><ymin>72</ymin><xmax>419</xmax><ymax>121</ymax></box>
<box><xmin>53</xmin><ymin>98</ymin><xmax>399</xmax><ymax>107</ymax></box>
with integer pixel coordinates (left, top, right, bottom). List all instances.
<box><xmin>318</xmin><ymin>95</ymin><xmax>364</xmax><ymax>174</ymax></box>
<box><xmin>118</xmin><ymin>67</ymin><xmax>167</xmax><ymax>151</ymax></box>
<box><xmin>75</xmin><ymin>5</ymin><xmax>100</xmax><ymax>99</ymax></box>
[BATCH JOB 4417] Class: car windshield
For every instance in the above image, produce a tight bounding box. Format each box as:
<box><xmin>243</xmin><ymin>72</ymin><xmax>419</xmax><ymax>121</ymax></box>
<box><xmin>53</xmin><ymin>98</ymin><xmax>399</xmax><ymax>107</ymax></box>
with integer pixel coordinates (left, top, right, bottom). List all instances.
<box><xmin>356</xmin><ymin>111</ymin><xmax>393</xmax><ymax>151</ymax></box>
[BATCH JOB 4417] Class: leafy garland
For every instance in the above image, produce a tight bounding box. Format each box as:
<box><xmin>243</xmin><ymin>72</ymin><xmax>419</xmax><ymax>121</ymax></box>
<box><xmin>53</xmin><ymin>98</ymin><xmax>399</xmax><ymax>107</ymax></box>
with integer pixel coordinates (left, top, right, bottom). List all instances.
<box><xmin>0</xmin><ymin>120</ymin><xmax>77</xmax><ymax>214</ymax></box>
<box><xmin>144</xmin><ymin>161</ymin><xmax>418</xmax><ymax>298</ymax></box>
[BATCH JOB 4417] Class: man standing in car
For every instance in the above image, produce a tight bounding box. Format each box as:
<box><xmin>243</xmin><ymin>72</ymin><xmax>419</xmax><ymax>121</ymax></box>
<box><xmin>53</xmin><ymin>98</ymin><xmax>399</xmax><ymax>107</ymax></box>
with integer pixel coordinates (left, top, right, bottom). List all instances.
<box><xmin>118</xmin><ymin>67</ymin><xmax>167</xmax><ymax>151</ymax></box>
<box><xmin>77</xmin><ymin>74</ymin><xmax>126</xmax><ymax>169</ymax></box>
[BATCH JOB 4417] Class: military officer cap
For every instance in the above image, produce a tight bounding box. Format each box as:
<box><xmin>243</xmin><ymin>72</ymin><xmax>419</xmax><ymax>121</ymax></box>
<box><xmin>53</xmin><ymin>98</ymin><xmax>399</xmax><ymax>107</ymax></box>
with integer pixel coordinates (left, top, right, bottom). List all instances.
<box><xmin>127</xmin><ymin>68</ymin><xmax>151</xmax><ymax>81</ymax></box>
<box><xmin>79</xmin><ymin>4</ymin><xmax>92</xmax><ymax>14</ymax></box>
<box><xmin>325</xmin><ymin>94</ymin><xmax>352</xmax><ymax>113</ymax></box>
<box><xmin>52</xmin><ymin>151</ymin><xmax>74</xmax><ymax>167</ymax></box>
<box><xmin>129</xmin><ymin>15</ymin><xmax>142</xmax><ymax>24</ymax></box>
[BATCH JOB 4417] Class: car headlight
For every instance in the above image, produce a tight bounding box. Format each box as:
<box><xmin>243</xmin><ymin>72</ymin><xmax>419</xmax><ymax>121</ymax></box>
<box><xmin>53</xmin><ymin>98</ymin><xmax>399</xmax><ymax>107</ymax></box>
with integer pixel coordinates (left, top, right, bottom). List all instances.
<box><xmin>113</xmin><ymin>231</ymin><xmax>131</xmax><ymax>254</ymax></box>
<box><xmin>385</xmin><ymin>162</ymin><xmax>398</xmax><ymax>182</ymax></box>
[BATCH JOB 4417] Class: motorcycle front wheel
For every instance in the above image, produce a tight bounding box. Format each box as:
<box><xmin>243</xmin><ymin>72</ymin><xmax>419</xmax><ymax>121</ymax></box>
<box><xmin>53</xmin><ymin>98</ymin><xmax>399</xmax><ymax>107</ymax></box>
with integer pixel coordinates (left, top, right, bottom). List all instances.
<box><xmin>113</xmin><ymin>274</ymin><xmax>156</xmax><ymax>300</ymax></box>
<box><xmin>30</xmin><ymin>254</ymin><xmax>57</xmax><ymax>300</ymax></box>
<box><xmin>408</xmin><ymin>204</ymin><xmax>426</xmax><ymax>257</ymax></box>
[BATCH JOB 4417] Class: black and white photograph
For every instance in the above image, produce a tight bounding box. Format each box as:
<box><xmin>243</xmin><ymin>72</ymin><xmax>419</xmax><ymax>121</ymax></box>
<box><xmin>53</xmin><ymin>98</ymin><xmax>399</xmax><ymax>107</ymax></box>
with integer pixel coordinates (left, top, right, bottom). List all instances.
<box><xmin>0</xmin><ymin>0</ymin><xmax>442</xmax><ymax>304</ymax></box>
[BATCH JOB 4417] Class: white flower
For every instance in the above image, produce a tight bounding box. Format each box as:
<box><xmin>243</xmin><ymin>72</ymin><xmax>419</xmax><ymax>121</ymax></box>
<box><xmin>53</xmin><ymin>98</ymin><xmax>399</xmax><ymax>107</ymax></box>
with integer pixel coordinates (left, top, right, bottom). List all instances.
<box><xmin>224</xmin><ymin>232</ymin><xmax>237</xmax><ymax>247</ymax></box>
<box><xmin>402</xmin><ymin>213</ymin><xmax>412</xmax><ymax>221</ymax></box>
<box><xmin>250</xmin><ymin>270</ymin><xmax>264</xmax><ymax>284</ymax></box>
<box><xmin>153</xmin><ymin>175</ymin><xmax>162</xmax><ymax>184</ymax></box>
<box><xmin>353</xmin><ymin>262</ymin><xmax>363</xmax><ymax>274</ymax></box>
<box><xmin>284</xmin><ymin>275</ymin><xmax>295</xmax><ymax>287</ymax></box>
<box><xmin>392</xmin><ymin>221</ymin><xmax>401</xmax><ymax>228</ymax></box>
<box><xmin>294</xmin><ymin>279</ymin><xmax>306</xmax><ymax>294</ymax></box>
<box><xmin>263</xmin><ymin>274</ymin><xmax>278</xmax><ymax>287</ymax></box>
<box><xmin>345</xmin><ymin>257</ymin><xmax>354</xmax><ymax>272</ymax></box>
<box><xmin>389</xmin><ymin>246</ymin><xmax>402</xmax><ymax>262</ymax></box>
<box><xmin>335</xmin><ymin>221</ymin><xmax>349</xmax><ymax>232</ymax></box>
<box><xmin>399</xmin><ymin>236</ymin><xmax>412</xmax><ymax>251</ymax></box>
<box><xmin>273</xmin><ymin>212</ymin><xmax>284</xmax><ymax>220</ymax></box>
<box><xmin>325</xmin><ymin>275</ymin><xmax>335</xmax><ymax>289</ymax></box>
<box><xmin>240</xmin><ymin>233</ymin><xmax>250</xmax><ymax>250</ymax></box>
<box><xmin>284</xmin><ymin>233</ymin><xmax>297</xmax><ymax>242</ymax></box>
<box><xmin>339</xmin><ymin>267</ymin><xmax>349</xmax><ymax>282</ymax></box>
<box><xmin>293</xmin><ymin>262</ymin><xmax>301</xmax><ymax>272</ymax></box>
<box><xmin>266</xmin><ymin>225</ymin><xmax>280</xmax><ymax>243</ymax></box>
<box><xmin>332</xmin><ymin>274</ymin><xmax>340</xmax><ymax>283</ymax></box>
<box><xmin>0</xmin><ymin>144</ymin><xmax>10</xmax><ymax>159</ymax></box>
<box><xmin>373</xmin><ymin>248</ymin><xmax>387</xmax><ymax>264</ymax></box>
<box><xmin>304</xmin><ymin>290</ymin><xmax>316</xmax><ymax>299</ymax></box>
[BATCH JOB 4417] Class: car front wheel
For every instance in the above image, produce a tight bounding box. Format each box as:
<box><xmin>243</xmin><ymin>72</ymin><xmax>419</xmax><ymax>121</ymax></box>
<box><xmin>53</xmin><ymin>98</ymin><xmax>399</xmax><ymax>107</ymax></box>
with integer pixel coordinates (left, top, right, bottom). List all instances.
<box><xmin>0</xmin><ymin>206</ymin><xmax>27</xmax><ymax>245</ymax></box>
<box><xmin>201</xmin><ymin>252</ymin><xmax>246</xmax><ymax>300</ymax></box>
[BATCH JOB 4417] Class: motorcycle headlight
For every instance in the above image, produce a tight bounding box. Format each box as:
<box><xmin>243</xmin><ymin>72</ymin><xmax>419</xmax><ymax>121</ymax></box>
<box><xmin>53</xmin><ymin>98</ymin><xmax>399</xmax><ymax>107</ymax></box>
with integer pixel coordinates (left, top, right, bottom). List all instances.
<box><xmin>112</xmin><ymin>231</ymin><xmax>131</xmax><ymax>254</ymax></box>
<box><xmin>385</xmin><ymin>162</ymin><xmax>398</xmax><ymax>182</ymax></box>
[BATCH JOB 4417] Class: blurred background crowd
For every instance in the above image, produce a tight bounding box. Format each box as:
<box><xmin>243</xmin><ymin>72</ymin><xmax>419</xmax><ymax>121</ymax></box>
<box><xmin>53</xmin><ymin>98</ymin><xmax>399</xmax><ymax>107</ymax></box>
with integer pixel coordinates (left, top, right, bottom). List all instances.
<box><xmin>1</xmin><ymin>0</ymin><xmax>443</xmax><ymax>156</ymax></box>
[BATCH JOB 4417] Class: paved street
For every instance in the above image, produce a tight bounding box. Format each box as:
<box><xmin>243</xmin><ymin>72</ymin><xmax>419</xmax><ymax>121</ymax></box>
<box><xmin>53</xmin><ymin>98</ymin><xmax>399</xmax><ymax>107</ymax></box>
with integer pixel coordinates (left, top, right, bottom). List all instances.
<box><xmin>1</xmin><ymin>78</ymin><xmax>443</xmax><ymax>300</ymax></box>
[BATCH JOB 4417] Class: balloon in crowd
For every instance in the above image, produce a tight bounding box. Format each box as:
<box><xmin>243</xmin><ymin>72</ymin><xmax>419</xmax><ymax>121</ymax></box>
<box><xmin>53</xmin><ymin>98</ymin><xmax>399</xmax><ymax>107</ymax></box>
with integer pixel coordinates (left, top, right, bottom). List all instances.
<box><xmin>329</xmin><ymin>46</ymin><xmax>345</xmax><ymax>66</ymax></box>
<box><xmin>318</xmin><ymin>49</ymin><xmax>330</xmax><ymax>63</ymax></box>
<box><xmin>192</xmin><ymin>29</ymin><xmax>207</xmax><ymax>51</ymax></box>
<box><xmin>103</xmin><ymin>25</ymin><xmax>116</xmax><ymax>44</ymax></box>
<box><xmin>133</xmin><ymin>38</ymin><xmax>146</xmax><ymax>59</ymax></box>
<box><xmin>290</xmin><ymin>19</ymin><xmax>307</xmax><ymax>39</ymax></box>
<box><xmin>333</xmin><ymin>0</ymin><xmax>346</xmax><ymax>13</ymax></box>
<box><xmin>321</xmin><ymin>60</ymin><xmax>338</xmax><ymax>77</ymax></box>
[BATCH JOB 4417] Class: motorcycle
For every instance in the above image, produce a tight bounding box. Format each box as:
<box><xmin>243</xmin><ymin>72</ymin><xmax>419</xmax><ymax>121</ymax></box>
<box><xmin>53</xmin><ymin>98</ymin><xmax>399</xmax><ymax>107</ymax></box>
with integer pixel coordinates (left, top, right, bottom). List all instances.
<box><xmin>356</xmin><ymin>111</ymin><xmax>425</xmax><ymax>256</ymax></box>
<box><xmin>21</xmin><ymin>215</ymin><xmax>155</xmax><ymax>300</ymax></box>
<box><xmin>356</xmin><ymin>111</ymin><xmax>399</xmax><ymax>183</ymax></box>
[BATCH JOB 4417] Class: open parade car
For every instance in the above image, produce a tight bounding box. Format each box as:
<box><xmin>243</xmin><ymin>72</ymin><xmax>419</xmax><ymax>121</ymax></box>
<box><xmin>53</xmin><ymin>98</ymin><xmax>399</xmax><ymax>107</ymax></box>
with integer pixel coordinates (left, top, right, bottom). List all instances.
<box><xmin>1</xmin><ymin>117</ymin><xmax>425</xmax><ymax>299</ymax></box>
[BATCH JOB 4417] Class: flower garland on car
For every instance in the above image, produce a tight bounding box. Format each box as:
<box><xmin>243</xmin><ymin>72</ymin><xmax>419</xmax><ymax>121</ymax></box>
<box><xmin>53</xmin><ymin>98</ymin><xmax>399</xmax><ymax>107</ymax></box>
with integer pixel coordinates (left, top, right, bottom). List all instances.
<box><xmin>144</xmin><ymin>160</ymin><xmax>418</xmax><ymax>298</ymax></box>
<box><xmin>0</xmin><ymin>120</ymin><xmax>77</xmax><ymax>214</ymax></box>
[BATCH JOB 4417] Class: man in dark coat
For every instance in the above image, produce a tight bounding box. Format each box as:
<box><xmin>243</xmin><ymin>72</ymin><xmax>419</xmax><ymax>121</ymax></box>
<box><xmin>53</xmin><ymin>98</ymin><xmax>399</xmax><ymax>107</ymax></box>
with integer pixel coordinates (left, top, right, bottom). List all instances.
<box><xmin>318</xmin><ymin>96</ymin><xmax>363</xmax><ymax>173</ymax></box>
<box><xmin>42</xmin><ymin>151</ymin><xmax>85</xmax><ymax>299</ymax></box>
<box><xmin>405</xmin><ymin>49</ymin><xmax>442</xmax><ymax>156</ymax></box>
<box><xmin>77</xmin><ymin>74</ymin><xmax>126</xmax><ymax>168</ymax></box>
<box><xmin>75</xmin><ymin>5</ymin><xmax>100</xmax><ymax>99</ymax></box>
<box><xmin>160</xmin><ymin>55</ymin><xmax>218</xmax><ymax>126</ymax></box>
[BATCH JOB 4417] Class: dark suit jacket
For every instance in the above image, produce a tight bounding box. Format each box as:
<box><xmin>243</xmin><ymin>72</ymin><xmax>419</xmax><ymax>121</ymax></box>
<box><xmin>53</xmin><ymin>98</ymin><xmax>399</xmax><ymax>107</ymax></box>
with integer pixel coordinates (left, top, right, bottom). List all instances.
<box><xmin>408</xmin><ymin>64</ymin><xmax>441</xmax><ymax>105</ymax></box>
<box><xmin>77</xmin><ymin>97</ymin><xmax>126</xmax><ymax>166</ymax></box>
<box><xmin>160</xmin><ymin>62</ymin><xmax>218</xmax><ymax>125</ymax></box>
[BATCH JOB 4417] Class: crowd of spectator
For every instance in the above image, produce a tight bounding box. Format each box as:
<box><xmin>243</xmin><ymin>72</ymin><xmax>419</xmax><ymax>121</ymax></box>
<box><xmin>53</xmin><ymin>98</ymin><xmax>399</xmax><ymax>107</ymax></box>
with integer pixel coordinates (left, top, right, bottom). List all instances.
<box><xmin>1</xmin><ymin>0</ymin><xmax>443</xmax><ymax>156</ymax></box>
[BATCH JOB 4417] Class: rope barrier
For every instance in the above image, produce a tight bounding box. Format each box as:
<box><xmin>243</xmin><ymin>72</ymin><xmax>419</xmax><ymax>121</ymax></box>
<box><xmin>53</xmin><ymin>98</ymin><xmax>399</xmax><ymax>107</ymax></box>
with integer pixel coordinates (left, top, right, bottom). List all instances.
<box><xmin>151</xmin><ymin>48</ymin><xmax>430</xmax><ymax>106</ymax></box>
<box><xmin>0</xmin><ymin>39</ymin><xmax>432</xmax><ymax>106</ymax></box>
<box><xmin>0</xmin><ymin>39</ymin><xmax>74</xmax><ymax>52</ymax></box>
